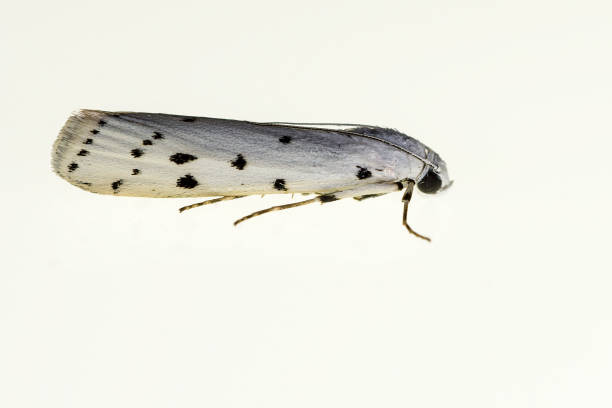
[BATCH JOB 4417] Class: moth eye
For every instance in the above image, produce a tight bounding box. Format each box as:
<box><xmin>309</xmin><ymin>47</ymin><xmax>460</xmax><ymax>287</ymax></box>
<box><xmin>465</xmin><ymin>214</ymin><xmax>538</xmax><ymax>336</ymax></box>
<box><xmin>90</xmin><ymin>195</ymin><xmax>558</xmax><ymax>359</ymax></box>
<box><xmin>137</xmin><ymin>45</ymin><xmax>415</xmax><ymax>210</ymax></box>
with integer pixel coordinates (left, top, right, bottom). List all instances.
<box><xmin>417</xmin><ymin>168</ymin><xmax>442</xmax><ymax>194</ymax></box>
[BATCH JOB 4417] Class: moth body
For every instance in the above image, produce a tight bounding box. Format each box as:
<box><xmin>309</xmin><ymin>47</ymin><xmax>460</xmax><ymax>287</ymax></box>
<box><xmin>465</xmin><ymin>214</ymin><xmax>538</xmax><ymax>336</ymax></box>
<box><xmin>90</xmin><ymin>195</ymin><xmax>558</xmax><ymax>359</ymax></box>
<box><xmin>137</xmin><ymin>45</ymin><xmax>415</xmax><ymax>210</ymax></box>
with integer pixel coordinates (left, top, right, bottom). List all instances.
<box><xmin>52</xmin><ymin>110</ymin><xmax>451</xmax><ymax>240</ymax></box>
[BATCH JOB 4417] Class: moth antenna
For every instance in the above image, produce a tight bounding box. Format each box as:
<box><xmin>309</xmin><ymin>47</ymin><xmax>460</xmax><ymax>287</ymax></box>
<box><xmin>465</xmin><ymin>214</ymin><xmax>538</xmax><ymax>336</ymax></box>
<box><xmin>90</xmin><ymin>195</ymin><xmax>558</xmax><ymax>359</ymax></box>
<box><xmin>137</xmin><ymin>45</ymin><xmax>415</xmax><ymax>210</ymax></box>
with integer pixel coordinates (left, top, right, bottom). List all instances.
<box><xmin>253</xmin><ymin>122</ymin><xmax>437</xmax><ymax>170</ymax></box>
<box><xmin>261</xmin><ymin>122</ymin><xmax>376</xmax><ymax>128</ymax></box>
<box><xmin>179</xmin><ymin>196</ymin><xmax>244</xmax><ymax>212</ymax></box>
<box><xmin>234</xmin><ymin>197</ymin><xmax>319</xmax><ymax>226</ymax></box>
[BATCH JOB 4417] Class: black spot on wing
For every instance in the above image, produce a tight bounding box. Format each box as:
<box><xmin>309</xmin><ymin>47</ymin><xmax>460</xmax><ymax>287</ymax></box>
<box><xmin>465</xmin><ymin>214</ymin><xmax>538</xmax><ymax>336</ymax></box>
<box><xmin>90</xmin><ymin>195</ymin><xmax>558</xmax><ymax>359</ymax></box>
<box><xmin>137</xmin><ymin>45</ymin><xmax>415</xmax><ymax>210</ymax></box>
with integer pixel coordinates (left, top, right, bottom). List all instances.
<box><xmin>143</xmin><ymin>139</ymin><xmax>152</xmax><ymax>145</ymax></box>
<box><xmin>319</xmin><ymin>194</ymin><xmax>338</xmax><ymax>203</ymax></box>
<box><xmin>131</xmin><ymin>148</ymin><xmax>143</xmax><ymax>158</ymax></box>
<box><xmin>152</xmin><ymin>131</ymin><xmax>164</xmax><ymax>140</ymax></box>
<box><xmin>177</xmin><ymin>174</ymin><xmax>199</xmax><ymax>189</ymax></box>
<box><xmin>279</xmin><ymin>136</ymin><xmax>292</xmax><ymax>144</ymax></box>
<box><xmin>230</xmin><ymin>154</ymin><xmax>247</xmax><ymax>170</ymax></box>
<box><xmin>356</xmin><ymin>166</ymin><xmax>372</xmax><ymax>179</ymax></box>
<box><xmin>170</xmin><ymin>153</ymin><xmax>198</xmax><ymax>165</ymax></box>
<box><xmin>273</xmin><ymin>179</ymin><xmax>287</xmax><ymax>191</ymax></box>
<box><xmin>132</xmin><ymin>169</ymin><xmax>140</xmax><ymax>175</ymax></box>
<box><xmin>111</xmin><ymin>179</ymin><xmax>123</xmax><ymax>191</ymax></box>
<box><xmin>84</xmin><ymin>138</ymin><xmax>93</xmax><ymax>144</ymax></box>
<box><xmin>181</xmin><ymin>117</ymin><xmax>196</xmax><ymax>122</ymax></box>
<box><xmin>68</xmin><ymin>162</ymin><xmax>78</xmax><ymax>172</ymax></box>
<box><xmin>395</xmin><ymin>182</ymin><xmax>404</xmax><ymax>190</ymax></box>
<box><xmin>98</xmin><ymin>120</ymin><xmax>106</xmax><ymax>126</ymax></box>
<box><xmin>77</xmin><ymin>149</ymin><xmax>89</xmax><ymax>156</ymax></box>
<box><xmin>90</xmin><ymin>129</ymin><xmax>99</xmax><ymax>135</ymax></box>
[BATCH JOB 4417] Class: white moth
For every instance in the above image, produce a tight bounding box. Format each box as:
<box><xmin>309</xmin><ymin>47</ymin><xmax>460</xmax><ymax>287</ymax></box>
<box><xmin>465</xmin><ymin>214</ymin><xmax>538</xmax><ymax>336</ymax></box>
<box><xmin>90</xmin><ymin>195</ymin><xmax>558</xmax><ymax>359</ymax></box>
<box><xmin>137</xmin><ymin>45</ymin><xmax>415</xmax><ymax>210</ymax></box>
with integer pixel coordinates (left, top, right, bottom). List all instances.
<box><xmin>52</xmin><ymin>110</ymin><xmax>451</xmax><ymax>240</ymax></box>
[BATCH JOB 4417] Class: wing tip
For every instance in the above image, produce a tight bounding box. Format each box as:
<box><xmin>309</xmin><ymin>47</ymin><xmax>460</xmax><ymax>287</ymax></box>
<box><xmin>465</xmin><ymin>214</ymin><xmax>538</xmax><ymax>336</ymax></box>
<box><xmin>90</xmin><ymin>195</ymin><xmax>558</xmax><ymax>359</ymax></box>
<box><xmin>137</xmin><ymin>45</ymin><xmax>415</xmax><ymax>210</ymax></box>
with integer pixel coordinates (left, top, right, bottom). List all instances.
<box><xmin>51</xmin><ymin>109</ymin><xmax>110</xmax><ymax>196</ymax></box>
<box><xmin>51</xmin><ymin>110</ymin><xmax>105</xmax><ymax>174</ymax></box>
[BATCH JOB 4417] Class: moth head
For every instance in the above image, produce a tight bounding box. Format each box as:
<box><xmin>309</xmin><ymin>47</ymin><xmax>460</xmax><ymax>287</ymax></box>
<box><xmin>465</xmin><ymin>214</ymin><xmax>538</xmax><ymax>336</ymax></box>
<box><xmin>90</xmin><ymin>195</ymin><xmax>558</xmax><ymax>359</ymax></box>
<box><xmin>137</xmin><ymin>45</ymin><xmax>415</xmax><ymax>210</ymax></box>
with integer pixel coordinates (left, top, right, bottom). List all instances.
<box><xmin>417</xmin><ymin>151</ymin><xmax>452</xmax><ymax>194</ymax></box>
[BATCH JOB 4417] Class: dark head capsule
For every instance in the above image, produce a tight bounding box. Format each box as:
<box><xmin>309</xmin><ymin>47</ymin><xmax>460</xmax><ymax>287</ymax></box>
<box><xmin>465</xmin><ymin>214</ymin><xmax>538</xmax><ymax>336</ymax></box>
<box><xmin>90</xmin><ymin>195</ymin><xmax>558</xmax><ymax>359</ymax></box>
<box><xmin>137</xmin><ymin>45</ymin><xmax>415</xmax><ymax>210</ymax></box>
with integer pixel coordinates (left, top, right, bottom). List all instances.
<box><xmin>417</xmin><ymin>168</ymin><xmax>442</xmax><ymax>194</ymax></box>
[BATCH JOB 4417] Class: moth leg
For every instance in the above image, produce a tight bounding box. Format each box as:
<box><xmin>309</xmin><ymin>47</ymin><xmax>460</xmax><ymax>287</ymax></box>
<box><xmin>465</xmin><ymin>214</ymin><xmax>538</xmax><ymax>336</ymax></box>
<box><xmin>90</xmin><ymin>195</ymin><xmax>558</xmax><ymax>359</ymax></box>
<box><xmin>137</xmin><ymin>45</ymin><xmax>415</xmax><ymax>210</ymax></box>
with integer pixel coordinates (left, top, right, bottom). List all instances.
<box><xmin>401</xmin><ymin>180</ymin><xmax>431</xmax><ymax>242</ymax></box>
<box><xmin>319</xmin><ymin>181</ymin><xmax>405</xmax><ymax>201</ymax></box>
<box><xmin>353</xmin><ymin>193</ymin><xmax>386</xmax><ymax>201</ymax></box>
<box><xmin>179</xmin><ymin>196</ymin><xmax>244</xmax><ymax>213</ymax></box>
<box><xmin>234</xmin><ymin>197</ymin><xmax>319</xmax><ymax>225</ymax></box>
<box><xmin>235</xmin><ymin>182</ymin><xmax>405</xmax><ymax>226</ymax></box>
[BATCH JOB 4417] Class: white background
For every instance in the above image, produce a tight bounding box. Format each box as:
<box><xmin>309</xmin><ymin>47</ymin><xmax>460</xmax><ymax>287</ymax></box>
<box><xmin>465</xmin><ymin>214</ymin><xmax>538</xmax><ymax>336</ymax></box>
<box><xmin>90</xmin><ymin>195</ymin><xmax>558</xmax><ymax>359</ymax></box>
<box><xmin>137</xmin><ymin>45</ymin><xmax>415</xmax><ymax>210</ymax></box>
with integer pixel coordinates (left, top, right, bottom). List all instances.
<box><xmin>2</xmin><ymin>1</ymin><xmax>611</xmax><ymax>407</ymax></box>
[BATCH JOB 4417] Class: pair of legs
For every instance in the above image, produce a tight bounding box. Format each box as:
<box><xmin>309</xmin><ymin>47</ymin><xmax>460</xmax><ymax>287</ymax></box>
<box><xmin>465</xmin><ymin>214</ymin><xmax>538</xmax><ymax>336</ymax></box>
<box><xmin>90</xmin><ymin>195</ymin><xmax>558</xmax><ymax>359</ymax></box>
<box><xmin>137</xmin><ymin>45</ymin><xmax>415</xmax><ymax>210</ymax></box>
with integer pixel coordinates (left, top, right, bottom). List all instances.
<box><xmin>179</xmin><ymin>180</ymin><xmax>430</xmax><ymax>241</ymax></box>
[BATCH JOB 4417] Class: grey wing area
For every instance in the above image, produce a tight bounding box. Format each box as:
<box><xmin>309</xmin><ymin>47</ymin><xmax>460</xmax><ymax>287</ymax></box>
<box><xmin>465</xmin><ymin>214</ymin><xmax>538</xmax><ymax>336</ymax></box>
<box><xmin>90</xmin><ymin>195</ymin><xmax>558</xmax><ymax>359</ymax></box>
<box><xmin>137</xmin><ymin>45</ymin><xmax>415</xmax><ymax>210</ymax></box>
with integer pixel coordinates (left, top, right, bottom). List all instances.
<box><xmin>52</xmin><ymin>110</ymin><xmax>412</xmax><ymax>198</ymax></box>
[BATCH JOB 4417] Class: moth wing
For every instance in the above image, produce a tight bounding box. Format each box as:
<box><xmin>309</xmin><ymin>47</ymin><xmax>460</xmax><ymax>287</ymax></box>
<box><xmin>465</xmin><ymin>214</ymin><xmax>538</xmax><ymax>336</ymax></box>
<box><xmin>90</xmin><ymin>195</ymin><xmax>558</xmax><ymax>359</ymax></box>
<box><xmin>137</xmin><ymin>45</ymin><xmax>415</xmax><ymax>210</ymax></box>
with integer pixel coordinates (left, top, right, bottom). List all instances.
<box><xmin>52</xmin><ymin>110</ymin><xmax>408</xmax><ymax>198</ymax></box>
<box><xmin>53</xmin><ymin>110</ymin><xmax>217</xmax><ymax>197</ymax></box>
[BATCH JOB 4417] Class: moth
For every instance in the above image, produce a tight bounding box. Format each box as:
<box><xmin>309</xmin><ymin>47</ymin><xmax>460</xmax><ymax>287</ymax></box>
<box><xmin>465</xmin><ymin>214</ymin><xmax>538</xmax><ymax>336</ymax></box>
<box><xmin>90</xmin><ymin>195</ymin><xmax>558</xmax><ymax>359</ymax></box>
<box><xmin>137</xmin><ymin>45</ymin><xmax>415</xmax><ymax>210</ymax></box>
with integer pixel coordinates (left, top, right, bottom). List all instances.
<box><xmin>52</xmin><ymin>110</ymin><xmax>451</xmax><ymax>241</ymax></box>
